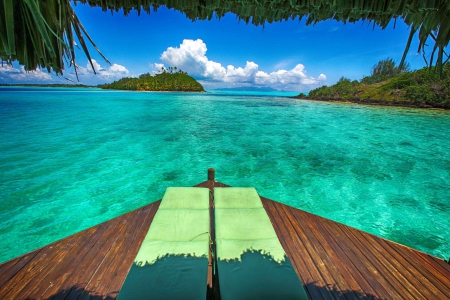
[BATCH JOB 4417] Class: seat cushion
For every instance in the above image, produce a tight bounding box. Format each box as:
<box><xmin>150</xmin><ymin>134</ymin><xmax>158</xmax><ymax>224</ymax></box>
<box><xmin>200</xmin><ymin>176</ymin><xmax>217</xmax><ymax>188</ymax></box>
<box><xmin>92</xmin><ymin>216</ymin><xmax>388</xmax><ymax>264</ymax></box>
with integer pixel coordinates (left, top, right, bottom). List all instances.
<box><xmin>118</xmin><ymin>187</ymin><xmax>210</xmax><ymax>300</ymax></box>
<box><xmin>214</xmin><ymin>187</ymin><xmax>308</xmax><ymax>300</ymax></box>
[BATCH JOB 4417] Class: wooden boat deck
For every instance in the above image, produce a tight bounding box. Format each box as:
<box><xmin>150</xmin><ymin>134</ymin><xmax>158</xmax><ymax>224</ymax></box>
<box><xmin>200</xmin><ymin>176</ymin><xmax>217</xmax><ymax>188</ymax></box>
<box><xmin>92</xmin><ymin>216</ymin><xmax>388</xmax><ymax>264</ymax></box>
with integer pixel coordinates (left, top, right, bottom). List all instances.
<box><xmin>261</xmin><ymin>196</ymin><xmax>450</xmax><ymax>299</ymax></box>
<box><xmin>1</xmin><ymin>176</ymin><xmax>449</xmax><ymax>299</ymax></box>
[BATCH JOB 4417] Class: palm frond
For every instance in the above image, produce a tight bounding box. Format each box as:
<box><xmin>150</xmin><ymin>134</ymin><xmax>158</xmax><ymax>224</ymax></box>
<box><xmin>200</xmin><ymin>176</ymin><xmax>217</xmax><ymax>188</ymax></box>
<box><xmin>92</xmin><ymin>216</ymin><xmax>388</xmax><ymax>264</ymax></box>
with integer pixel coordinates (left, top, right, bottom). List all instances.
<box><xmin>0</xmin><ymin>0</ymin><xmax>108</xmax><ymax>75</ymax></box>
<box><xmin>1</xmin><ymin>0</ymin><xmax>449</xmax><ymax>77</ymax></box>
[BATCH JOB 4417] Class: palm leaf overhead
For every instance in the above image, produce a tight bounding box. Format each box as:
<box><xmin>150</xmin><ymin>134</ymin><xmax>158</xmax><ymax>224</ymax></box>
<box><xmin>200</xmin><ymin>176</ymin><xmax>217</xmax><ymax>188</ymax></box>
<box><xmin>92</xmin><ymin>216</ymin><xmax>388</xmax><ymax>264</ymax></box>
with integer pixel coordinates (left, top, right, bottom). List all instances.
<box><xmin>0</xmin><ymin>0</ymin><xmax>109</xmax><ymax>76</ymax></box>
<box><xmin>1</xmin><ymin>0</ymin><xmax>449</xmax><ymax>76</ymax></box>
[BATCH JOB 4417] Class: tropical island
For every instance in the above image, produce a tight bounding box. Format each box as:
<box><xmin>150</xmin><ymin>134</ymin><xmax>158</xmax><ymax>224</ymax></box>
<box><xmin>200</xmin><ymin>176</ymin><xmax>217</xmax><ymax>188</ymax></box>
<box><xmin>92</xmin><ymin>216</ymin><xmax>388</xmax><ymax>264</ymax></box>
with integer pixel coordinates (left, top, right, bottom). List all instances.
<box><xmin>98</xmin><ymin>68</ymin><xmax>204</xmax><ymax>92</ymax></box>
<box><xmin>296</xmin><ymin>59</ymin><xmax>450</xmax><ymax>109</ymax></box>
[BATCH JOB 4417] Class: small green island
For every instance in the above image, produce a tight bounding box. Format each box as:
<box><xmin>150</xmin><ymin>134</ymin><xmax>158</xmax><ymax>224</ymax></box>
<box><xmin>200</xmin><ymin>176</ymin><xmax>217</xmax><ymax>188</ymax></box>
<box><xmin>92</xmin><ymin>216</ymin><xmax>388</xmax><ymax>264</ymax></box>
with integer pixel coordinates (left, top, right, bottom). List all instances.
<box><xmin>98</xmin><ymin>68</ymin><xmax>204</xmax><ymax>92</ymax></box>
<box><xmin>296</xmin><ymin>59</ymin><xmax>450</xmax><ymax>109</ymax></box>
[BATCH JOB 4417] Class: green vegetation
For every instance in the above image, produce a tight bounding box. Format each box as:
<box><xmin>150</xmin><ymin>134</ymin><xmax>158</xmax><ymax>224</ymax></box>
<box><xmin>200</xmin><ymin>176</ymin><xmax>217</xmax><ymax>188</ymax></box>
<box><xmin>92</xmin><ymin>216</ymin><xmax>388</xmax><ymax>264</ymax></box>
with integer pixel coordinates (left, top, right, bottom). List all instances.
<box><xmin>1</xmin><ymin>1</ymin><xmax>449</xmax><ymax>77</ymax></box>
<box><xmin>98</xmin><ymin>69</ymin><xmax>204</xmax><ymax>92</ymax></box>
<box><xmin>361</xmin><ymin>58</ymin><xmax>410</xmax><ymax>84</ymax></box>
<box><xmin>297</xmin><ymin>60</ymin><xmax>450</xmax><ymax>109</ymax></box>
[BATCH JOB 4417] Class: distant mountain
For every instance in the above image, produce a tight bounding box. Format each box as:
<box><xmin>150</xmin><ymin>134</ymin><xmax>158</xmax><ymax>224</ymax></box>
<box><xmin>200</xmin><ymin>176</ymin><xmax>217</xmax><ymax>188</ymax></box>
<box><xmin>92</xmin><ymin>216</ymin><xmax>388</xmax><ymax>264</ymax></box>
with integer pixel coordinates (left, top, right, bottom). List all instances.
<box><xmin>217</xmin><ymin>86</ymin><xmax>278</xmax><ymax>92</ymax></box>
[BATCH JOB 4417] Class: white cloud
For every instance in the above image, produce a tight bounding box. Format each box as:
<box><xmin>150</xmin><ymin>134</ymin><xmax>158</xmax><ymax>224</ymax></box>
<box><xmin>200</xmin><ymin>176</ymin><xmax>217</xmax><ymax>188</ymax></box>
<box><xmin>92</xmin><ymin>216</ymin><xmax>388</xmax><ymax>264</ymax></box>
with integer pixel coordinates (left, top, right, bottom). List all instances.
<box><xmin>0</xmin><ymin>60</ymin><xmax>131</xmax><ymax>85</ymax></box>
<box><xmin>157</xmin><ymin>39</ymin><xmax>326</xmax><ymax>91</ymax></box>
<box><xmin>62</xmin><ymin>59</ymin><xmax>133</xmax><ymax>85</ymax></box>
<box><xmin>224</xmin><ymin>61</ymin><xmax>259</xmax><ymax>83</ymax></box>
<box><xmin>149</xmin><ymin>63</ymin><xmax>165</xmax><ymax>74</ymax></box>
<box><xmin>0</xmin><ymin>65</ymin><xmax>52</xmax><ymax>83</ymax></box>
<box><xmin>318</xmin><ymin>74</ymin><xmax>327</xmax><ymax>81</ymax></box>
<box><xmin>83</xmin><ymin>59</ymin><xmax>129</xmax><ymax>78</ymax></box>
<box><xmin>160</xmin><ymin>39</ymin><xmax>226</xmax><ymax>80</ymax></box>
<box><xmin>253</xmin><ymin>64</ymin><xmax>327</xmax><ymax>87</ymax></box>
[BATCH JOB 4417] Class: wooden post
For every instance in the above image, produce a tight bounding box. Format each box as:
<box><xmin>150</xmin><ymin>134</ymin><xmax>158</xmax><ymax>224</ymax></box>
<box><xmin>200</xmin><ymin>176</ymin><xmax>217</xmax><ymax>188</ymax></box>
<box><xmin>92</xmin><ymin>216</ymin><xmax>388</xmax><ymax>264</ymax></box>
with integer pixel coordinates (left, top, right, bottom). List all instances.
<box><xmin>208</xmin><ymin>168</ymin><xmax>215</xmax><ymax>182</ymax></box>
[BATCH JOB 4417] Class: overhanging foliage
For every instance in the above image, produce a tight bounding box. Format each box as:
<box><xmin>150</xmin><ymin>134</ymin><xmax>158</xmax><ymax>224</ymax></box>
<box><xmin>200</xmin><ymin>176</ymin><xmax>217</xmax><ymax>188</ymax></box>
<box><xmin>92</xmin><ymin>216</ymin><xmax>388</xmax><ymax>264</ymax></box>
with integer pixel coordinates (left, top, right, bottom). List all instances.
<box><xmin>1</xmin><ymin>0</ymin><xmax>449</xmax><ymax>76</ymax></box>
<box><xmin>0</xmin><ymin>0</ymin><xmax>108</xmax><ymax>76</ymax></box>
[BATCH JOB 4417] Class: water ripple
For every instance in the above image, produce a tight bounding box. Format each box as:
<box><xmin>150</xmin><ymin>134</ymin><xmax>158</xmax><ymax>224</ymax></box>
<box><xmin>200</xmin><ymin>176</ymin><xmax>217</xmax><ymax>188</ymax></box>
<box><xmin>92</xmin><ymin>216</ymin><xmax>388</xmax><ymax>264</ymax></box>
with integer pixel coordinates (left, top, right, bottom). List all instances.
<box><xmin>0</xmin><ymin>87</ymin><xmax>449</xmax><ymax>263</ymax></box>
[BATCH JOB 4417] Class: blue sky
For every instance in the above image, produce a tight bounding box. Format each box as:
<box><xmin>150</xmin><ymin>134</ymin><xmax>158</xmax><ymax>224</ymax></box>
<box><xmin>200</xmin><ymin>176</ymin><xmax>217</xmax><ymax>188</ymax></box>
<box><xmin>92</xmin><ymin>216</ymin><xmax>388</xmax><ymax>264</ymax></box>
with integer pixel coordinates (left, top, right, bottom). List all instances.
<box><xmin>0</xmin><ymin>3</ymin><xmax>437</xmax><ymax>92</ymax></box>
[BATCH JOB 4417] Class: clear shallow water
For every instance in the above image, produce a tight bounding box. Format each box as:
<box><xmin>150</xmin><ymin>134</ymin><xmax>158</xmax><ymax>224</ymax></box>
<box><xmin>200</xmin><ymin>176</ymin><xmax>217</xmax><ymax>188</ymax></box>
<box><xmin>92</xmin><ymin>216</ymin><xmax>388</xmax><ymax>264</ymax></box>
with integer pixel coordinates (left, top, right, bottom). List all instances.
<box><xmin>0</xmin><ymin>87</ymin><xmax>449</xmax><ymax>263</ymax></box>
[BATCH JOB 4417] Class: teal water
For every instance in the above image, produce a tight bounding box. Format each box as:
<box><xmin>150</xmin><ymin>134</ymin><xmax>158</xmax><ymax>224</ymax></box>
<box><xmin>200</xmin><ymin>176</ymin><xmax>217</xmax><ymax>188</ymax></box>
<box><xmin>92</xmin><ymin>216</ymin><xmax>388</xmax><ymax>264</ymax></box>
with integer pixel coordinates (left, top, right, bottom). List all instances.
<box><xmin>1</xmin><ymin>87</ymin><xmax>449</xmax><ymax>263</ymax></box>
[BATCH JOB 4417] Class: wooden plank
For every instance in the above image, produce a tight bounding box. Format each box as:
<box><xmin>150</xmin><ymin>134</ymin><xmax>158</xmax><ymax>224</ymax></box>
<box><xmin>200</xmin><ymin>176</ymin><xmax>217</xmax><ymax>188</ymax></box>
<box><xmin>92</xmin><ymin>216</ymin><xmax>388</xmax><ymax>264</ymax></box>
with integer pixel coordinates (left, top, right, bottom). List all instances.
<box><xmin>378</xmin><ymin>240</ymin><xmax>445</xmax><ymax>296</ymax></box>
<box><xmin>281</xmin><ymin>205</ymin><xmax>360</xmax><ymax>300</ymax></box>
<box><xmin>263</xmin><ymin>198</ymin><xmax>330</xmax><ymax>300</ymax></box>
<box><xmin>45</xmin><ymin>218</ymin><xmax>120</xmax><ymax>300</ymax></box>
<box><xmin>316</xmin><ymin>212</ymin><xmax>394</xmax><ymax>299</ymax></box>
<box><xmin>415</xmin><ymin>251</ymin><xmax>450</xmax><ymax>280</ymax></box>
<box><xmin>336</xmin><ymin>222</ymin><xmax>415</xmax><ymax>299</ymax></box>
<box><xmin>342</xmin><ymin>223</ymin><xmax>423</xmax><ymax>299</ymax></box>
<box><xmin>298</xmin><ymin>209</ymin><xmax>378</xmax><ymax>299</ymax></box>
<box><xmin>0</xmin><ymin>250</ymin><xmax>41</xmax><ymax>288</ymax></box>
<box><xmin>102</xmin><ymin>201</ymin><xmax>161</xmax><ymax>299</ymax></box>
<box><xmin>0</xmin><ymin>232</ymin><xmax>82</xmax><ymax>299</ymax></box>
<box><xmin>198</xmin><ymin>179</ymin><xmax>222</xmax><ymax>300</ymax></box>
<box><xmin>16</xmin><ymin>226</ymin><xmax>99</xmax><ymax>299</ymax></box>
<box><xmin>47</xmin><ymin>213</ymin><xmax>128</xmax><ymax>300</ymax></box>
<box><xmin>381</xmin><ymin>238</ymin><xmax>450</xmax><ymax>296</ymax></box>
<box><xmin>261</xmin><ymin>199</ymin><xmax>318</xmax><ymax>300</ymax></box>
<box><xmin>316</xmin><ymin>213</ymin><xmax>391</xmax><ymax>298</ymax></box>
<box><xmin>37</xmin><ymin>207</ymin><xmax>146</xmax><ymax>300</ymax></box>
<box><xmin>261</xmin><ymin>199</ymin><xmax>313</xmax><ymax>297</ymax></box>
<box><xmin>356</xmin><ymin>228</ymin><xmax>438</xmax><ymax>299</ymax></box>
<box><xmin>91</xmin><ymin>201</ymin><xmax>161</xmax><ymax>298</ymax></box>
<box><xmin>62</xmin><ymin>212</ymin><xmax>134</xmax><ymax>300</ymax></box>
<box><xmin>428</xmin><ymin>255</ymin><xmax>450</xmax><ymax>272</ymax></box>
<box><xmin>77</xmin><ymin>209</ymin><xmax>148</xmax><ymax>299</ymax></box>
<box><xmin>17</xmin><ymin>213</ymin><xmax>126</xmax><ymax>299</ymax></box>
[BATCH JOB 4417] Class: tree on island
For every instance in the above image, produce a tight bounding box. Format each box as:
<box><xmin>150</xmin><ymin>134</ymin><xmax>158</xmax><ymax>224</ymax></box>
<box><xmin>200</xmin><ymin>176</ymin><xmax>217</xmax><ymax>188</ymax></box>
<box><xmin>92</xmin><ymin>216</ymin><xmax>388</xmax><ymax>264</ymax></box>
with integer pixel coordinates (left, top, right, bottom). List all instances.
<box><xmin>98</xmin><ymin>70</ymin><xmax>204</xmax><ymax>92</ymax></box>
<box><xmin>297</xmin><ymin>59</ymin><xmax>450</xmax><ymax>109</ymax></box>
<box><xmin>362</xmin><ymin>58</ymin><xmax>410</xmax><ymax>84</ymax></box>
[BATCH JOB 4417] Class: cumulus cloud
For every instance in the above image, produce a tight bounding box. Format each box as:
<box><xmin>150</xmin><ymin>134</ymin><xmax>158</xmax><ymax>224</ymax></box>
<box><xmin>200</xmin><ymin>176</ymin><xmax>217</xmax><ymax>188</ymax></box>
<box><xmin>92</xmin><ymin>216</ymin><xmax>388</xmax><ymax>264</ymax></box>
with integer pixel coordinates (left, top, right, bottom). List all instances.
<box><xmin>0</xmin><ymin>65</ymin><xmax>52</xmax><ymax>83</ymax></box>
<box><xmin>149</xmin><ymin>63</ymin><xmax>165</xmax><ymax>74</ymax></box>
<box><xmin>81</xmin><ymin>59</ymin><xmax>129</xmax><ymax>78</ymax></box>
<box><xmin>160</xmin><ymin>39</ymin><xmax>226</xmax><ymax>80</ymax></box>
<box><xmin>61</xmin><ymin>59</ymin><xmax>133</xmax><ymax>85</ymax></box>
<box><xmin>0</xmin><ymin>60</ymin><xmax>131</xmax><ymax>85</ymax></box>
<box><xmin>157</xmin><ymin>39</ymin><xmax>326</xmax><ymax>91</ymax></box>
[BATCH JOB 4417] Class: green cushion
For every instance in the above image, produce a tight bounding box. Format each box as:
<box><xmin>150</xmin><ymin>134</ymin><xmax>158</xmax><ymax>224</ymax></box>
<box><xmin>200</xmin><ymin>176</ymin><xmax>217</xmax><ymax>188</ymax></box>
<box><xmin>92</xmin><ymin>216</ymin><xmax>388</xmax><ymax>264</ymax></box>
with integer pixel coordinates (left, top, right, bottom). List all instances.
<box><xmin>215</xmin><ymin>187</ymin><xmax>262</xmax><ymax>209</ymax></box>
<box><xmin>159</xmin><ymin>187</ymin><xmax>211</xmax><ymax>210</ymax></box>
<box><xmin>215</xmin><ymin>187</ymin><xmax>308</xmax><ymax>300</ymax></box>
<box><xmin>135</xmin><ymin>187</ymin><xmax>210</xmax><ymax>265</ymax></box>
<box><xmin>216</xmin><ymin>208</ymin><xmax>278</xmax><ymax>240</ymax></box>
<box><xmin>140</xmin><ymin>209</ymin><xmax>208</xmax><ymax>242</ymax></box>
<box><xmin>118</xmin><ymin>187</ymin><xmax>210</xmax><ymax>300</ymax></box>
<box><xmin>215</xmin><ymin>187</ymin><xmax>285</xmax><ymax>262</ymax></box>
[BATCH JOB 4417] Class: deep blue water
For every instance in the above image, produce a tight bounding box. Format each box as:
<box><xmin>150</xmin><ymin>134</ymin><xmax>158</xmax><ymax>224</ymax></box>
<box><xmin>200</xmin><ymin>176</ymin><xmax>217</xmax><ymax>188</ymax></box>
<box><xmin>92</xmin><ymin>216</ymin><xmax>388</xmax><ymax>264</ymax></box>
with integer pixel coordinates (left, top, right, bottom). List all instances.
<box><xmin>0</xmin><ymin>87</ymin><xmax>449</xmax><ymax>263</ymax></box>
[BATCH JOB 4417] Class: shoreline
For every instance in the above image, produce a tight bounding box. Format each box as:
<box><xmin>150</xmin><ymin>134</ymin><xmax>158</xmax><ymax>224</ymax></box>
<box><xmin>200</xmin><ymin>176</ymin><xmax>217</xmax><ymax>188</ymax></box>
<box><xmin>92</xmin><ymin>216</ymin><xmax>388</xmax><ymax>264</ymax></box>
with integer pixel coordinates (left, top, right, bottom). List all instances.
<box><xmin>292</xmin><ymin>96</ymin><xmax>449</xmax><ymax>110</ymax></box>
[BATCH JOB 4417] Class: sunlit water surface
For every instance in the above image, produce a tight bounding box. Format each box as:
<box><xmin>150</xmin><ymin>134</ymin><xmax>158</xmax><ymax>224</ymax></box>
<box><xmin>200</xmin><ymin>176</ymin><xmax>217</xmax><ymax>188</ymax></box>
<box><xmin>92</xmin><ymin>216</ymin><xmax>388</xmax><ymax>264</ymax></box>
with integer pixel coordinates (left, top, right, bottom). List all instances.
<box><xmin>0</xmin><ymin>87</ymin><xmax>449</xmax><ymax>263</ymax></box>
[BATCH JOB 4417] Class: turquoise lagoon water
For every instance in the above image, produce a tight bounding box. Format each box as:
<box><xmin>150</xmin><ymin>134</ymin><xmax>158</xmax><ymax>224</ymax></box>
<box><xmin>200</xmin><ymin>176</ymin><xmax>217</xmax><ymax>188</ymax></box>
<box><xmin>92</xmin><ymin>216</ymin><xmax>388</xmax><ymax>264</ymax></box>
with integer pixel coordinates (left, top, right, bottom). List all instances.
<box><xmin>0</xmin><ymin>87</ymin><xmax>449</xmax><ymax>263</ymax></box>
